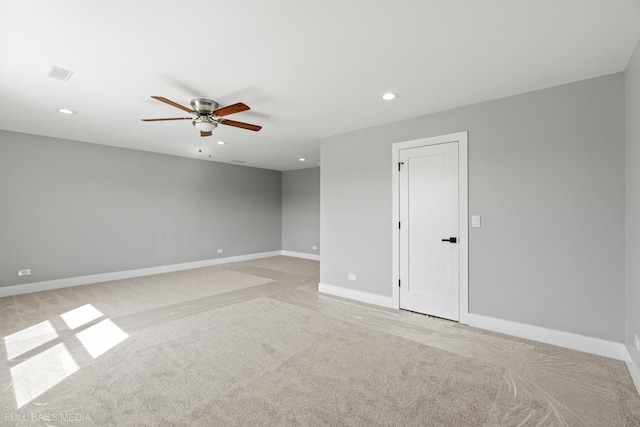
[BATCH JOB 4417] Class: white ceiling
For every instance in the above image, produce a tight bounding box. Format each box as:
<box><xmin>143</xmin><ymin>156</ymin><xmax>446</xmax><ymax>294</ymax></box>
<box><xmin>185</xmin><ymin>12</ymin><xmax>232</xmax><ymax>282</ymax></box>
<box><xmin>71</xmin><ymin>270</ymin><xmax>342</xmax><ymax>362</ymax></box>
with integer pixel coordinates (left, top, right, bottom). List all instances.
<box><xmin>1</xmin><ymin>1</ymin><xmax>639</xmax><ymax>171</ymax></box>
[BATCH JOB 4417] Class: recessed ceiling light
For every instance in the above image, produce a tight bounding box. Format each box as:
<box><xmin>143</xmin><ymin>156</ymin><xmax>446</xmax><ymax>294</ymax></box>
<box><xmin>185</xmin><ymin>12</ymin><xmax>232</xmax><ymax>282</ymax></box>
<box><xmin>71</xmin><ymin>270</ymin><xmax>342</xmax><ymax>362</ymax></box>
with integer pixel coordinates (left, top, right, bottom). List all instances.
<box><xmin>216</xmin><ymin>141</ymin><xmax>226</xmax><ymax>145</ymax></box>
<box><xmin>382</xmin><ymin>92</ymin><xmax>397</xmax><ymax>101</ymax></box>
<box><xmin>57</xmin><ymin>108</ymin><xmax>75</xmax><ymax>114</ymax></box>
<box><xmin>299</xmin><ymin>158</ymin><xmax>306</xmax><ymax>162</ymax></box>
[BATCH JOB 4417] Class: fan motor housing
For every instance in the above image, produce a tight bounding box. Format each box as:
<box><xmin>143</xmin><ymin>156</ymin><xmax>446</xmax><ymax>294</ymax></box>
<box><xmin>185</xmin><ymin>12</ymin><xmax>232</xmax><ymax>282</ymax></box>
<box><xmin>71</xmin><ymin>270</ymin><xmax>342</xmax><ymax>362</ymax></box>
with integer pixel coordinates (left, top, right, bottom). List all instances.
<box><xmin>190</xmin><ymin>98</ymin><xmax>219</xmax><ymax>114</ymax></box>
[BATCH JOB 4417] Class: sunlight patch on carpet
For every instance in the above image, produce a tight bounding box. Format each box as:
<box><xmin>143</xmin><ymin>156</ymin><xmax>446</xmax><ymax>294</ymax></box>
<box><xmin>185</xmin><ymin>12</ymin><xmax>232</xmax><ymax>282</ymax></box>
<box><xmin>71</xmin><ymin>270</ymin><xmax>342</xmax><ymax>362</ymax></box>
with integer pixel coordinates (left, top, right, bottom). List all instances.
<box><xmin>76</xmin><ymin>319</ymin><xmax>129</xmax><ymax>359</ymax></box>
<box><xmin>11</xmin><ymin>343</ymin><xmax>78</xmax><ymax>408</ymax></box>
<box><xmin>60</xmin><ymin>304</ymin><xmax>104</xmax><ymax>330</ymax></box>
<box><xmin>4</xmin><ymin>320</ymin><xmax>58</xmax><ymax>361</ymax></box>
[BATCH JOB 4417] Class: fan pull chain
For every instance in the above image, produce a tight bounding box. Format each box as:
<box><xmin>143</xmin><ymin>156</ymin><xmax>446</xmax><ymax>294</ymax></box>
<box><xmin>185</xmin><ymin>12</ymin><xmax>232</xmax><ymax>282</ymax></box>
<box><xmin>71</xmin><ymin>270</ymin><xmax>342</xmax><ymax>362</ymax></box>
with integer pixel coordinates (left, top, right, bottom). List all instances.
<box><xmin>209</xmin><ymin>138</ymin><xmax>212</xmax><ymax>158</ymax></box>
<box><xmin>199</xmin><ymin>137</ymin><xmax>202</xmax><ymax>153</ymax></box>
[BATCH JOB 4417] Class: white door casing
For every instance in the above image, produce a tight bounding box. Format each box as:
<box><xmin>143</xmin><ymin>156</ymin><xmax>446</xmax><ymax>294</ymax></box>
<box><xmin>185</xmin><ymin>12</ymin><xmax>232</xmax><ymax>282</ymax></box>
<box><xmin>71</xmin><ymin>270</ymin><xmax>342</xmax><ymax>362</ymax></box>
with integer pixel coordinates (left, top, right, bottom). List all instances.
<box><xmin>391</xmin><ymin>132</ymin><xmax>468</xmax><ymax>324</ymax></box>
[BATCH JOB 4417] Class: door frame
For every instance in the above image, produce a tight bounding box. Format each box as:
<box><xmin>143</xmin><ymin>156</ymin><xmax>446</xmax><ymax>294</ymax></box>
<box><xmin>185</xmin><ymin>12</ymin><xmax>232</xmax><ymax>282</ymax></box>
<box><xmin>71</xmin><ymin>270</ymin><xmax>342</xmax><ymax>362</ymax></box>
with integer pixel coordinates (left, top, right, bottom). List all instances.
<box><xmin>391</xmin><ymin>131</ymin><xmax>469</xmax><ymax>324</ymax></box>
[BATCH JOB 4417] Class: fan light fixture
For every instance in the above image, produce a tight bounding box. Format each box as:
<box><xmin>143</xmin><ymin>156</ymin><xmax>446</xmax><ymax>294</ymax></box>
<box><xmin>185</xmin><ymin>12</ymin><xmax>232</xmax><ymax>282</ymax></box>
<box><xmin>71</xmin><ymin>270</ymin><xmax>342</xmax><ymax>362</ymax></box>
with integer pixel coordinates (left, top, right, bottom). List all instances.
<box><xmin>193</xmin><ymin>117</ymin><xmax>217</xmax><ymax>132</ymax></box>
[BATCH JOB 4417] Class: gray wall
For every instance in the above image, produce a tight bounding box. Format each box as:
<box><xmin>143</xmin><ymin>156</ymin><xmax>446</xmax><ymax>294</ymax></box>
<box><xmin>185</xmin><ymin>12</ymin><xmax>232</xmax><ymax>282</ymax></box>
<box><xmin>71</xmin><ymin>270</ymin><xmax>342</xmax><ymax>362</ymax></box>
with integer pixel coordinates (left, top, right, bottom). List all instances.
<box><xmin>626</xmin><ymin>41</ymin><xmax>640</xmax><ymax>367</ymax></box>
<box><xmin>0</xmin><ymin>130</ymin><xmax>282</xmax><ymax>288</ymax></box>
<box><xmin>282</xmin><ymin>167</ymin><xmax>320</xmax><ymax>255</ymax></box>
<box><xmin>321</xmin><ymin>74</ymin><xmax>625</xmax><ymax>342</ymax></box>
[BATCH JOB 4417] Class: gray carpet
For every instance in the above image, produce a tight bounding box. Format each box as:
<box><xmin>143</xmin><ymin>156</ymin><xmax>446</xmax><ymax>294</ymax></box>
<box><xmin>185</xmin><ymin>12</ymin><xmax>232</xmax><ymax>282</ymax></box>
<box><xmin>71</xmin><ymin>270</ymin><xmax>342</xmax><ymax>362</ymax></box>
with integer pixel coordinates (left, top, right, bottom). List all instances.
<box><xmin>1</xmin><ymin>256</ymin><xmax>639</xmax><ymax>426</ymax></box>
<box><xmin>189</xmin><ymin>318</ymin><xmax>503</xmax><ymax>426</ymax></box>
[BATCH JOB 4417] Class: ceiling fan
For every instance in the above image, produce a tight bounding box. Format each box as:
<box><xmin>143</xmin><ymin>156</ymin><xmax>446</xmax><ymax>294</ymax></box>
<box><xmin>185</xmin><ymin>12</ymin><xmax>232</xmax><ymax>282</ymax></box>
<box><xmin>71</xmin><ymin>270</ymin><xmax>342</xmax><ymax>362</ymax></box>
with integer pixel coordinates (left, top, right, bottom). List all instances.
<box><xmin>141</xmin><ymin>96</ymin><xmax>262</xmax><ymax>137</ymax></box>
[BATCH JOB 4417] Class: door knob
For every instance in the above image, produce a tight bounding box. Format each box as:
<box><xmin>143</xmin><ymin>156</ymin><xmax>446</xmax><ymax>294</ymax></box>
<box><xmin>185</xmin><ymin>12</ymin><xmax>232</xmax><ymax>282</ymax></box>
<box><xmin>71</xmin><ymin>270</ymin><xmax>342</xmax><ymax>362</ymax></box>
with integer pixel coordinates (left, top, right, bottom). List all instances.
<box><xmin>441</xmin><ymin>237</ymin><xmax>457</xmax><ymax>243</ymax></box>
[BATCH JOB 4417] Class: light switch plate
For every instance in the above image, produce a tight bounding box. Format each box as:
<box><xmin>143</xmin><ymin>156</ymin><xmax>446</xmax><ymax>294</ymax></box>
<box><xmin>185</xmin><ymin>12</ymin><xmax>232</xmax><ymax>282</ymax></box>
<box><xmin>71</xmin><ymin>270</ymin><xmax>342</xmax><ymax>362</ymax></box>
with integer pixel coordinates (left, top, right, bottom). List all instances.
<box><xmin>471</xmin><ymin>215</ymin><xmax>481</xmax><ymax>228</ymax></box>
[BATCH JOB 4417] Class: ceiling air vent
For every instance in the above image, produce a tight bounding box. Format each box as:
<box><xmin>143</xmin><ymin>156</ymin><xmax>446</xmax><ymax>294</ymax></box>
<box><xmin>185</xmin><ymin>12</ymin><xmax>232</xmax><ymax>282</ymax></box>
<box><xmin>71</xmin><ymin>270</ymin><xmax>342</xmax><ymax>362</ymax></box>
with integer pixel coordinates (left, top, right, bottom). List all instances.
<box><xmin>230</xmin><ymin>160</ymin><xmax>248</xmax><ymax>164</ymax></box>
<box><xmin>48</xmin><ymin>66</ymin><xmax>73</xmax><ymax>81</ymax></box>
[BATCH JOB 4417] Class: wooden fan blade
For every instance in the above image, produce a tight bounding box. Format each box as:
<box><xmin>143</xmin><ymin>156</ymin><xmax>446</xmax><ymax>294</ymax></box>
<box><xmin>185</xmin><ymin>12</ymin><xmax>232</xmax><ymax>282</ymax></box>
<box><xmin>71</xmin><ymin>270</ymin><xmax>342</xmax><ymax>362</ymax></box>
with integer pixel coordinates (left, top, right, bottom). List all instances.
<box><xmin>212</xmin><ymin>102</ymin><xmax>250</xmax><ymax>117</ymax></box>
<box><xmin>220</xmin><ymin>119</ymin><xmax>262</xmax><ymax>131</ymax></box>
<box><xmin>141</xmin><ymin>117</ymin><xmax>192</xmax><ymax>122</ymax></box>
<box><xmin>151</xmin><ymin>96</ymin><xmax>194</xmax><ymax>114</ymax></box>
<box><xmin>200</xmin><ymin>131</ymin><xmax>212</xmax><ymax>137</ymax></box>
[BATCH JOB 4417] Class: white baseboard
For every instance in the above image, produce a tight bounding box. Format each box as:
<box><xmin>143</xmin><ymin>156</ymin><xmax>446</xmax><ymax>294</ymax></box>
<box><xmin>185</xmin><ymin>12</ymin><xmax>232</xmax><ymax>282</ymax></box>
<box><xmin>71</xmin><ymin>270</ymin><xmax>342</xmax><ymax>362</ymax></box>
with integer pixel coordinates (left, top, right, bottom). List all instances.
<box><xmin>281</xmin><ymin>250</ymin><xmax>320</xmax><ymax>261</ymax></box>
<box><xmin>318</xmin><ymin>282</ymin><xmax>395</xmax><ymax>308</ymax></box>
<box><xmin>625</xmin><ymin>350</ymin><xmax>640</xmax><ymax>396</ymax></box>
<box><xmin>467</xmin><ymin>313</ymin><xmax>627</xmax><ymax>361</ymax></box>
<box><xmin>0</xmin><ymin>251</ymin><xmax>282</xmax><ymax>298</ymax></box>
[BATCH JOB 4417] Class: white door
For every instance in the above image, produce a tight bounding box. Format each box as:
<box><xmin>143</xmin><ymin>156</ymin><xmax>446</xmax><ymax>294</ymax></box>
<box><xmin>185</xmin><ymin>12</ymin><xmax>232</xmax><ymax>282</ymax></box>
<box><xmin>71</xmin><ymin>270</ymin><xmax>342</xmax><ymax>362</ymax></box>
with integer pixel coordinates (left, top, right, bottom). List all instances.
<box><xmin>399</xmin><ymin>142</ymin><xmax>459</xmax><ymax>320</ymax></box>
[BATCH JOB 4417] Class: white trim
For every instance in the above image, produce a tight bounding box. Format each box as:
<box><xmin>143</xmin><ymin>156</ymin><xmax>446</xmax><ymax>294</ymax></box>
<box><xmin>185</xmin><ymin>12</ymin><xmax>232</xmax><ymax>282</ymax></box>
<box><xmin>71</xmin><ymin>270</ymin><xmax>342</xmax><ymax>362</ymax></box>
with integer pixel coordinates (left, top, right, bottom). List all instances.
<box><xmin>391</xmin><ymin>131</ymin><xmax>469</xmax><ymax>323</ymax></box>
<box><xmin>625</xmin><ymin>351</ymin><xmax>640</xmax><ymax>395</ymax></box>
<box><xmin>0</xmin><ymin>251</ymin><xmax>282</xmax><ymax>298</ymax></box>
<box><xmin>281</xmin><ymin>250</ymin><xmax>320</xmax><ymax>261</ymax></box>
<box><xmin>467</xmin><ymin>313</ymin><xmax>627</xmax><ymax>361</ymax></box>
<box><xmin>318</xmin><ymin>283</ymin><xmax>395</xmax><ymax>308</ymax></box>
<box><xmin>458</xmin><ymin>135</ymin><xmax>469</xmax><ymax>324</ymax></box>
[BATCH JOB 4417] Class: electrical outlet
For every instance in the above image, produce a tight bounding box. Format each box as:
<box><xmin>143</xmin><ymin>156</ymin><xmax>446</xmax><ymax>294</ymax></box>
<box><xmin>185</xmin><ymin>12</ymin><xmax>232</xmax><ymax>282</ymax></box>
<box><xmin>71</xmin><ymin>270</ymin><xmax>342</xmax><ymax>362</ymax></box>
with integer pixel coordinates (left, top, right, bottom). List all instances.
<box><xmin>18</xmin><ymin>269</ymin><xmax>31</xmax><ymax>276</ymax></box>
<box><xmin>635</xmin><ymin>334</ymin><xmax>639</xmax><ymax>352</ymax></box>
<box><xmin>217</xmin><ymin>249</ymin><xmax>223</xmax><ymax>254</ymax></box>
<box><xmin>312</xmin><ymin>246</ymin><xmax>318</xmax><ymax>250</ymax></box>
<box><xmin>348</xmin><ymin>274</ymin><xmax>356</xmax><ymax>281</ymax></box>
